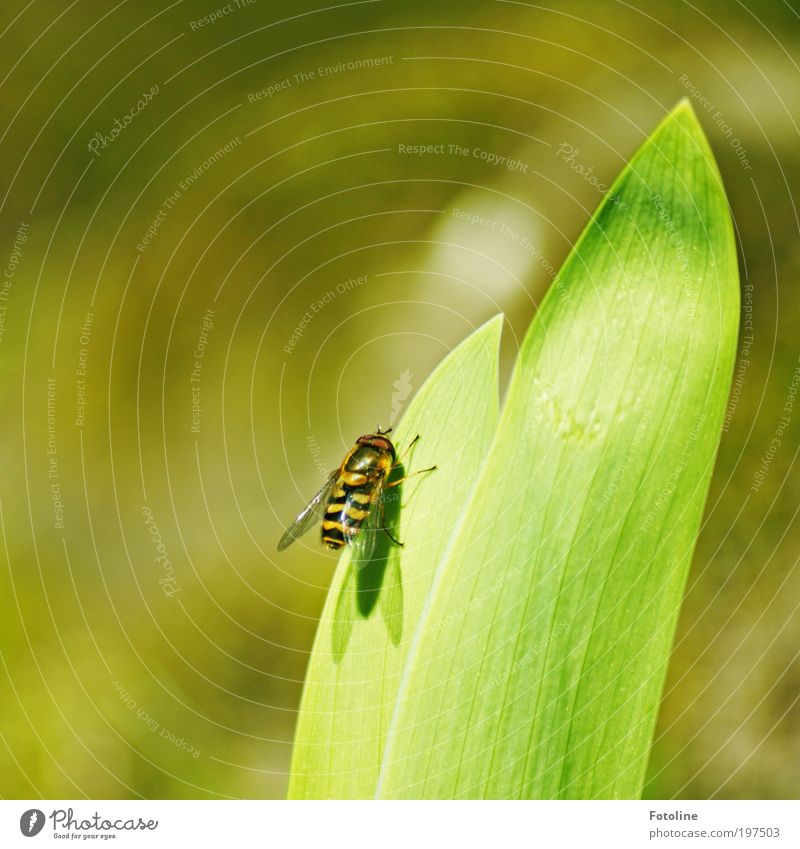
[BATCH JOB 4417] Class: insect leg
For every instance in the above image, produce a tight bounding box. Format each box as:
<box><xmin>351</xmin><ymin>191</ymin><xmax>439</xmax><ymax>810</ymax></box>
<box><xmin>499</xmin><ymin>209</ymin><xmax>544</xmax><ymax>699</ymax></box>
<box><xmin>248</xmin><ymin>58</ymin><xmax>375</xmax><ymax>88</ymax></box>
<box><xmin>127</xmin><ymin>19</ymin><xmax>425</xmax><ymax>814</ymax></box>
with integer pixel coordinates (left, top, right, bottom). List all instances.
<box><xmin>382</xmin><ymin>526</ymin><xmax>404</xmax><ymax>546</ymax></box>
<box><xmin>385</xmin><ymin>466</ymin><xmax>437</xmax><ymax>488</ymax></box>
<box><xmin>403</xmin><ymin>433</ymin><xmax>420</xmax><ymax>454</ymax></box>
<box><xmin>375</xmin><ymin>496</ymin><xmax>404</xmax><ymax>546</ymax></box>
<box><xmin>389</xmin><ymin>434</ymin><xmax>422</xmax><ymax>473</ymax></box>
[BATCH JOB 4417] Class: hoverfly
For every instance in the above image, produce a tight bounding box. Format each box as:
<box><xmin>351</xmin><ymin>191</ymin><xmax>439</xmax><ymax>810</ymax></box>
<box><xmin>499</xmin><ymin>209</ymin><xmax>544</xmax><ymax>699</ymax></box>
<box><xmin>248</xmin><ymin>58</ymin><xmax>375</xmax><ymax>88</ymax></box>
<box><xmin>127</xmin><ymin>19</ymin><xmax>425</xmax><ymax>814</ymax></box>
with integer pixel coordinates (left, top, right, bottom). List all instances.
<box><xmin>277</xmin><ymin>428</ymin><xmax>435</xmax><ymax>560</ymax></box>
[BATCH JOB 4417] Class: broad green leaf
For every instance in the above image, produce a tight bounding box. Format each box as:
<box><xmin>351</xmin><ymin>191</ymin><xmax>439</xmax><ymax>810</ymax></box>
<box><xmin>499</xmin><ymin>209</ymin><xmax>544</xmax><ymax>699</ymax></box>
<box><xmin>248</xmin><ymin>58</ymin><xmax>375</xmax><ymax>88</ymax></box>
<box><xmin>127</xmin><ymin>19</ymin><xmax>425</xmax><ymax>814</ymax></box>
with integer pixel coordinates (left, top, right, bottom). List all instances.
<box><xmin>288</xmin><ymin>314</ymin><xmax>503</xmax><ymax>799</ymax></box>
<box><xmin>375</xmin><ymin>102</ymin><xmax>739</xmax><ymax>798</ymax></box>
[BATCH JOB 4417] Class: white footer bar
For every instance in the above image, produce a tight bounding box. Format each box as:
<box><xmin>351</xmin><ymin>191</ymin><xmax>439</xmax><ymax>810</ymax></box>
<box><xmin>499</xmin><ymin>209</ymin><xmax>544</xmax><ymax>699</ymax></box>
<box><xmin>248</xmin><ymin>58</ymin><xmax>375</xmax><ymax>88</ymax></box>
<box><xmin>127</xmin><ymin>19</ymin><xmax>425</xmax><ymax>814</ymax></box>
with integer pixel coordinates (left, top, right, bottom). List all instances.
<box><xmin>2</xmin><ymin>799</ymin><xmax>797</xmax><ymax>848</ymax></box>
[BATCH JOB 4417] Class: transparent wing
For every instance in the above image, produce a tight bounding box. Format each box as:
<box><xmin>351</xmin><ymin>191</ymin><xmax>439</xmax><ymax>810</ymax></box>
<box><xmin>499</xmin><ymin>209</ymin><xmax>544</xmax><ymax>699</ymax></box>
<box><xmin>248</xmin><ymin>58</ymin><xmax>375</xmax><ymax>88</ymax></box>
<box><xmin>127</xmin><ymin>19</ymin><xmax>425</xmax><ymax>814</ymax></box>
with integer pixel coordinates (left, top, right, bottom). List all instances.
<box><xmin>277</xmin><ymin>471</ymin><xmax>338</xmax><ymax>551</ymax></box>
<box><xmin>351</xmin><ymin>488</ymin><xmax>390</xmax><ymax>569</ymax></box>
<box><xmin>350</xmin><ymin>504</ymin><xmax>380</xmax><ymax>567</ymax></box>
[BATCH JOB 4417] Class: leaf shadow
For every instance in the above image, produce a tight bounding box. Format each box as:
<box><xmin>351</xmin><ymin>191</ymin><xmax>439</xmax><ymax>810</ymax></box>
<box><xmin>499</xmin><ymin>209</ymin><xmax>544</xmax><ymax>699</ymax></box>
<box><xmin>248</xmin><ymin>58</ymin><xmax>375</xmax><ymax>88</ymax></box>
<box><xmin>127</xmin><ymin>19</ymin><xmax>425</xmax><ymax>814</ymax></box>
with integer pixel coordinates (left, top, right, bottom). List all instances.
<box><xmin>331</xmin><ymin>462</ymin><xmax>405</xmax><ymax>662</ymax></box>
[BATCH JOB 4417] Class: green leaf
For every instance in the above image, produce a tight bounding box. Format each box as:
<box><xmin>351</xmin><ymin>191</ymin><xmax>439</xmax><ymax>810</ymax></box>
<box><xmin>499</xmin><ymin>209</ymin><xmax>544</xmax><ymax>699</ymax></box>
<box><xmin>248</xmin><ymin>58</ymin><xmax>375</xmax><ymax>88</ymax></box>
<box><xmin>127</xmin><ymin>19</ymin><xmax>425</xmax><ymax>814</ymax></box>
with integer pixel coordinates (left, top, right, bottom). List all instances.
<box><xmin>289</xmin><ymin>101</ymin><xmax>739</xmax><ymax>799</ymax></box>
<box><xmin>288</xmin><ymin>314</ymin><xmax>504</xmax><ymax>799</ymax></box>
<box><xmin>375</xmin><ymin>102</ymin><xmax>739</xmax><ymax>799</ymax></box>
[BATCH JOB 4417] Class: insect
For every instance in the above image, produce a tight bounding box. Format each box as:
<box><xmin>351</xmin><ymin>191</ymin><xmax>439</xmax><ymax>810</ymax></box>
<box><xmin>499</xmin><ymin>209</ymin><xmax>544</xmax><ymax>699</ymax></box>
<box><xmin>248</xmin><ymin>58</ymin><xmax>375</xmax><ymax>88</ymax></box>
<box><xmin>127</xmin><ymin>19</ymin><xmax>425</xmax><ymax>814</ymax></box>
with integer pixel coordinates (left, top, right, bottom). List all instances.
<box><xmin>277</xmin><ymin>428</ymin><xmax>435</xmax><ymax>560</ymax></box>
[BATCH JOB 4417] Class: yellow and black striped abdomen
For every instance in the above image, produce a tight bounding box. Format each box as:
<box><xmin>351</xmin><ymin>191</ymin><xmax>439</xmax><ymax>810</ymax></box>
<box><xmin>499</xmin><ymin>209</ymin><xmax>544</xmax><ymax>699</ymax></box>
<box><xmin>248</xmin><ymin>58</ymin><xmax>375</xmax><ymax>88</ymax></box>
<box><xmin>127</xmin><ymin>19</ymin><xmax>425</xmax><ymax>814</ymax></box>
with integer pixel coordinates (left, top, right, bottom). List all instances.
<box><xmin>321</xmin><ymin>443</ymin><xmax>392</xmax><ymax>549</ymax></box>
<box><xmin>321</xmin><ymin>483</ymin><xmax>376</xmax><ymax>549</ymax></box>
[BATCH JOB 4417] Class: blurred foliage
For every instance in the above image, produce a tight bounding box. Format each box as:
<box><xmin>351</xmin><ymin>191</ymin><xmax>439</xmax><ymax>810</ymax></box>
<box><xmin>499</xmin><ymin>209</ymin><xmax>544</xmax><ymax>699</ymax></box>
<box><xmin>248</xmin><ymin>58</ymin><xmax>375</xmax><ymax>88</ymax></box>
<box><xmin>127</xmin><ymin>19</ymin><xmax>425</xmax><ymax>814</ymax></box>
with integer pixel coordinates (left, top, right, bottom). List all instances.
<box><xmin>0</xmin><ymin>0</ymin><xmax>797</xmax><ymax>799</ymax></box>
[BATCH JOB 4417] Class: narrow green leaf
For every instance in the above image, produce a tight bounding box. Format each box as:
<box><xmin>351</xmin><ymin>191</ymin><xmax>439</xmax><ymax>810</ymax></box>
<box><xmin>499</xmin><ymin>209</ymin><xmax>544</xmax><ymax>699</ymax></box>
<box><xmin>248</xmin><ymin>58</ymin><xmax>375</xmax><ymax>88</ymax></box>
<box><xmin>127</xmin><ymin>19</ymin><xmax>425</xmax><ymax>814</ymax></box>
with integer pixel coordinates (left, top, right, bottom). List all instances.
<box><xmin>288</xmin><ymin>315</ymin><xmax>503</xmax><ymax>799</ymax></box>
<box><xmin>375</xmin><ymin>102</ymin><xmax>739</xmax><ymax>798</ymax></box>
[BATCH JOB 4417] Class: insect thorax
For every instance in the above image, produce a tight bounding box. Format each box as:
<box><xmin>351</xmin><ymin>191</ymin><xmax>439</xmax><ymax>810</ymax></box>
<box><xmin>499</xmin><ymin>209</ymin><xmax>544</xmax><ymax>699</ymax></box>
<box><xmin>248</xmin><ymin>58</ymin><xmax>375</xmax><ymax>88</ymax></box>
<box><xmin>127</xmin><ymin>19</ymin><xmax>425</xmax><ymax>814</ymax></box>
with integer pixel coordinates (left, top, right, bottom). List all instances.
<box><xmin>344</xmin><ymin>443</ymin><xmax>393</xmax><ymax>476</ymax></box>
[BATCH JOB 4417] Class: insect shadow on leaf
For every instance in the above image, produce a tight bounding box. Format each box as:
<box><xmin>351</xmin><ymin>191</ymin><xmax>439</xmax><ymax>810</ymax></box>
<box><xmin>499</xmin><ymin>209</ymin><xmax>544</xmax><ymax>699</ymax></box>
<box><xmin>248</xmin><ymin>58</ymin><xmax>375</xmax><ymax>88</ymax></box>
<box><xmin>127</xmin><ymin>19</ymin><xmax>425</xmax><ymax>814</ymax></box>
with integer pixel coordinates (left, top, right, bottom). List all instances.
<box><xmin>331</xmin><ymin>458</ymin><xmax>412</xmax><ymax>662</ymax></box>
<box><xmin>274</xmin><ymin>428</ymin><xmax>434</xmax><ymax>663</ymax></box>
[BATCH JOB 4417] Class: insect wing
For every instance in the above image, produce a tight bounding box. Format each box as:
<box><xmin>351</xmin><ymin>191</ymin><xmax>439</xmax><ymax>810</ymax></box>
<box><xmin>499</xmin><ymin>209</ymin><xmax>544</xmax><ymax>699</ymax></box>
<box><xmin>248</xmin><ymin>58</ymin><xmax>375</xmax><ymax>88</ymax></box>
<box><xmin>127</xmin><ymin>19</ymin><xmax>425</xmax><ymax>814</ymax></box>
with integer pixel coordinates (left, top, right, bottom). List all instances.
<box><xmin>277</xmin><ymin>471</ymin><xmax>337</xmax><ymax>551</ymax></box>
<box><xmin>351</xmin><ymin>486</ymin><xmax>386</xmax><ymax>569</ymax></box>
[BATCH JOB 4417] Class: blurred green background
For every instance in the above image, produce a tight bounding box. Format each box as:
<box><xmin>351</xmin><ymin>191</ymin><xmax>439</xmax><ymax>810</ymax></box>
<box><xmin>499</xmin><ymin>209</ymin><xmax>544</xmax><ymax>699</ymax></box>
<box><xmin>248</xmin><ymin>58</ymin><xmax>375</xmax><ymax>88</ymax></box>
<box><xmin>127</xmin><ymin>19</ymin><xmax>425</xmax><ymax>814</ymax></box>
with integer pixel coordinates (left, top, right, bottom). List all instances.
<box><xmin>0</xmin><ymin>0</ymin><xmax>797</xmax><ymax>799</ymax></box>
